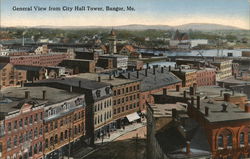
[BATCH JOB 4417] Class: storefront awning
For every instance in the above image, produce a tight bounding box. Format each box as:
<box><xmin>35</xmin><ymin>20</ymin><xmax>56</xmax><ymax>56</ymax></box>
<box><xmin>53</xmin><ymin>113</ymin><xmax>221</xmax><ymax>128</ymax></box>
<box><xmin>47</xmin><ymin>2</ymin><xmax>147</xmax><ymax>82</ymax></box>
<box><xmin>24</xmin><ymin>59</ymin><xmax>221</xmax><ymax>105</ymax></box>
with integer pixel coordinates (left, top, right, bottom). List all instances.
<box><xmin>126</xmin><ymin>112</ymin><xmax>140</xmax><ymax>122</ymax></box>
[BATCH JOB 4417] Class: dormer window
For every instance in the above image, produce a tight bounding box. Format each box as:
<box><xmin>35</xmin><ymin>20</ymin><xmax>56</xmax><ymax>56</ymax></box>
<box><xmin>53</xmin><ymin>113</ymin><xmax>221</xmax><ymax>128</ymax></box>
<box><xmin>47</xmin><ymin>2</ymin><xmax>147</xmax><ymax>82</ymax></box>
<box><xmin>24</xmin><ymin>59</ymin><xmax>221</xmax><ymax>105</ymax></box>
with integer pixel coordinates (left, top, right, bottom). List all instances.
<box><xmin>48</xmin><ymin>110</ymin><xmax>52</xmax><ymax>117</ymax></box>
<box><xmin>105</xmin><ymin>87</ymin><xmax>111</xmax><ymax>95</ymax></box>
<box><xmin>96</xmin><ymin>90</ymin><xmax>101</xmax><ymax>98</ymax></box>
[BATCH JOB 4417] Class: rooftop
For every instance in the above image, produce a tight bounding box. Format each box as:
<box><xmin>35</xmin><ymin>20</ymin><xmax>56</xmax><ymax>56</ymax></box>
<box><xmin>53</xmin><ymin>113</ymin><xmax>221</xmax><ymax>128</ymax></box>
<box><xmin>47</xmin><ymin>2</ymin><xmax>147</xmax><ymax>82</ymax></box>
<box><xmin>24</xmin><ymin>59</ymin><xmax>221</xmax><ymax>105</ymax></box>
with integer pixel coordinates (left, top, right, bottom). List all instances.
<box><xmin>76</xmin><ymin>73</ymin><xmax>140</xmax><ymax>86</ymax></box>
<box><xmin>119</xmin><ymin>67</ymin><xmax>181</xmax><ymax>92</ymax></box>
<box><xmin>0</xmin><ymin>86</ymin><xmax>81</xmax><ymax>113</ymax></box>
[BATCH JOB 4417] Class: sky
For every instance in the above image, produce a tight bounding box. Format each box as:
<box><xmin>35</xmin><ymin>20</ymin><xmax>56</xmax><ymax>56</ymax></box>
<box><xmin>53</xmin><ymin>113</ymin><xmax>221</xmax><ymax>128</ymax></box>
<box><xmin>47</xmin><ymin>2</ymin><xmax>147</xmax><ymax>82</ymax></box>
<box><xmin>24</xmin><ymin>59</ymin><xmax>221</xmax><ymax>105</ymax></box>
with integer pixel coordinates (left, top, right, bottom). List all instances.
<box><xmin>1</xmin><ymin>0</ymin><xmax>249</xmax><ymax>29</ymax></box>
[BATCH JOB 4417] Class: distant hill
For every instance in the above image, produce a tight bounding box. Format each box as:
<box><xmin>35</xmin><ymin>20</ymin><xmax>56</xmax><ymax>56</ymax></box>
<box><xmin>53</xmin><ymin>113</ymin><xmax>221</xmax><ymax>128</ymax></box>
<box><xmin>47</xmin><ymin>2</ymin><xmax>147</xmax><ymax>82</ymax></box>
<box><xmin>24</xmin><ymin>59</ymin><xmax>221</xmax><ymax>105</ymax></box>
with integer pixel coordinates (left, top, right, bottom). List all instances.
<box><xmin>3</xmin><ymin>23</ymin><xmax>245</xmax><ymax>31</ymax></box>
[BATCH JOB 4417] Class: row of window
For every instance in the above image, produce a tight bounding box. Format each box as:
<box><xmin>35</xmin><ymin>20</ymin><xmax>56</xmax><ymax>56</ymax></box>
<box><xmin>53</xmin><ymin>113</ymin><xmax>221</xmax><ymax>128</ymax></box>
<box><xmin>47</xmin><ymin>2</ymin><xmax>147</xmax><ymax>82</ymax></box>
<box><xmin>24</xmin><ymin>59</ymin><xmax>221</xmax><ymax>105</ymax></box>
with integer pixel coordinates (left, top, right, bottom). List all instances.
<box><xmin>113</xmin><ymin>102</ymin><xmax>139</xmax><ymax>115</ymax></box>
<box><xmin>45</xmin><ymin>124</ymin><xmax>84</xmax><ymax>148</ymax></box>
<box><xmin>94</xmin><ymin>110</ymin><xmax>112</xmax><ymax>125</ymax></box>
<box><xmin>94</xmin><ymin>99</ymin><xmax>112</xmax><ymax>112</ymax></box>
<box><xmin>114</xmin><ymin>84</ymin><xmax>140</xmax><ymax>96</ymax></box>
<box><xmin>217</xmin><ymin>131</ymin><xmax>250</xmax><ymax>149</ymax></box>
<box><xmin>45</xmin><ymin>112</ymin><xmax>84</xmax><ymax>133</ymax></box>
<box><xmin>7</xmin><ymin>127</ymin><xmax>43</xmax><ymax>150</ymax></box>
<box><xmin>113</xmin><ymin>94</ymin><xmax>139</xmax><ymax>106</ymax></box>
<box><xmin>7</xmin><ymin>112</ymin><xmax>43</xmax><ymax>132</ymax></box>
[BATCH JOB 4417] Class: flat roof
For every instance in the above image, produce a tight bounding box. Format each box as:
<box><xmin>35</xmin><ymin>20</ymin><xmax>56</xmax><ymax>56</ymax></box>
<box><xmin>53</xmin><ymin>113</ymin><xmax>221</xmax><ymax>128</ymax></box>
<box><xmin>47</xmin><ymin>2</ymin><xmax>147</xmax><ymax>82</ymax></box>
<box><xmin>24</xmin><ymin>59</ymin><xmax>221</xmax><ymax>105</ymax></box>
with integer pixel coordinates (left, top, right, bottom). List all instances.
<box><xmin>0</xmin><ymin>86</ymin><xmax>81</xmax><ymax>113</ymax></box>
<box><xmin>76</xmin><ymin>73</ymin><xmax>140</xmax><ymax>86</ymax></box>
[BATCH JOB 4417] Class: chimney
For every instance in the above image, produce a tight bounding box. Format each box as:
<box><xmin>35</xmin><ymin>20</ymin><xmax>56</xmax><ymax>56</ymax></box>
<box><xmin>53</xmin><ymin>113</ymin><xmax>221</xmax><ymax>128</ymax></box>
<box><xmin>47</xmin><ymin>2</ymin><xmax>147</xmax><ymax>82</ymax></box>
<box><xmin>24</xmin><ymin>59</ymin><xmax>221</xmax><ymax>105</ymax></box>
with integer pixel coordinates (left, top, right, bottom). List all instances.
<box><xmin>176</xmin><ymin>85</ymin><xmax>180</xmax><ymax>92</ymax></box>
<box><xmin>145</xmin><ymin>69</ymin><xmax>148</xmax><ymax>77</ymax></box>
<box><xmin>69</xmin><ymin>86</ymin><xmax>73</xmax><ymax>92</ymax></box>
<box><xmin>25</xmin><ymin>91</ymin><xmax>30</xmax><ymax>99</ymax></box>
<box><xmin>168</xmin><ymin>65</ymin><xmax>171</xmax><ymax>72</ymax></box>
<box><xmin>78</xmin><ymin>80</ymin><xmax>82</xmax><ymax>88</ymax></box>
<box><xmin>179</xmin><ymin>67</ymin><xmax>181</xmax><ymax>72</ymax></box>
<box><xmin>232</xmin><ymin>89</ymin><xmax>235</xmax><ymax>96</ymax></box>
<box><xmin>42</xmin><ymin>90</ymin><xmax>47</xmax><ymax>100</ymax></box>
<box><xmin>191</xmin><ymin>97</ymin><xmax>194</xmax><ymax>106</ymax></box>
<box><xmin>136</xmin><ymin>71</ymin><xmax>139</xmax><ymax>78</ymax></box>
<box><xmin>186</xmin><ymin>141</ymin><xmax>191</xmax><ymax>154</ymax></box>
<box><xmin>220</xmin><ymin>90</ymin><xmax>223</xmax><ymax>96</ymax></box>
<box><xmin>190</xmin><ymin>87</ymin><xmax>194</xmax><ymax>96</ymax></box>
<box><xmin>183</xmin><ymin>90</ymin><xmax>187</xmax><ymax>98</ymax></box>
<box><xmin>224</xmin><ymin>93</ymin><xmax>231</xmax><ymax>102</ymax></box>
<box><xmin>109</xmin><ymin>73</ymin><xmax>112</xmax><ymax>80</ymax></box>
<box><xmin>146</xmin><ymin>63</ymin><xmax>149</xmax><ymax>69</ymax></box>
<box><xmin>205</xmin><ymin>107</ymin><xmax>209</xmax><ymax>116</ymax></box>
<box><xmin>161</xmin><ymin>67</ymin><xmax>164</xmax><ymax>73</ymax></box>
<box><xmin>163</xmin><ymin>88</ymin><xmax>167</xmax><ymax>96</ymax></box>
<box><xmin>221</xmin><ymin>82</ymin><xmax>225</xmax><ymax>88</ymax></box>
<box><xmin>175</xmin><ymin>64</ymin><xmax>177</xmax><ymax>69</ymax></box>
<box><xmin>193</xmin><ymin>83</ymin><xmax>197</xmax><ymax>94</ymax></box>
<box><xmin>98</xmin><ymin>76</ymin><xmax>101</xmax><ymax>82</ymax></box>
<box><xmin>153</xmin><ymin>67</ymin><xmax>156</xmax><ymax>75</ymax></box>
<box><xmin>196</xmin><ymin>96</ymin><xmax>200</xmax><ymax>110</ymax></box>
<box><xmin>172</xmin><ymin>109</ymin><xmax>177</xmax><ymax>119</ymax></box>
<box><xmin>234</xmin><ymin>73</ymin><xmax>237</xmax><ymax>79</ymax></box>
<box><xmin>245</xmin><ymin>103</ymin><xmax>250</xmax><ymax>113</ymax></box>
<box><xmin>128</xmin><ymin>72</ymin><xmax>130</xmax><ymax>79</ymax></box>
<box><xmin>213</xmin><ymin>56</ymin><xmax>215</xmax><ymax>62</ymax></box>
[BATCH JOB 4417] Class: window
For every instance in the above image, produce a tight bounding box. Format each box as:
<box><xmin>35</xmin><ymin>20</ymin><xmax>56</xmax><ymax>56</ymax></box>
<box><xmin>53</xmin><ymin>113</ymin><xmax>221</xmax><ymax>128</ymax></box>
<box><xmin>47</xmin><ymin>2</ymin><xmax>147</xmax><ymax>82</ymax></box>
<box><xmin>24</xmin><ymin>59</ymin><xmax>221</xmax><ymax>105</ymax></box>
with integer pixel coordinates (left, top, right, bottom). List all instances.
<box><xmin>50</xmin><ymin>136</ymin><xmax>54</xmax><ymax>146</ymax></box>
<box><xmin>54</xmin><ymin>135</ymin><xmax>58</xmax><ymax>144</ymax></box>
<box><xmin>19</xmin><ymin>134</ymin><xmax>23</xmax><ymax>143</ymax></box>
<box><xmin>14</xmin><ymin>136</ymin><xmax>17</xmax><ymax>147</ymax></box>
<box><xmin>39</xmin><ymin>127</ymin><xmax>43</xmax><ymax>136</ymax></box>
<box><xmin>29</xmin><ymin>146</ymin><xmax>32</xmax><ymax>157</ymax></box>
<box><xmin>34</xmin><ymin>128</ymin><xmax>38</xmax><ymax>138</ymax></box>
<box><xmin>60</xmin><ymin>120</ymin><xmax>63</xmax><ymax>127</ymax></box>
<box><xmin>60</xmin><ymin>132</ymin><xmax>63</xmax><ymax>141</ymax></box>
<box><xmin>96</xmin><ymin>90</ymin><xmax>101</xmax><ymax>98</ymax></box>
<box><xmin>248</xmin><ymin>132</ymin><xmax>250</xmax><ymax>145</ymax></box>
<box><xmin>29</xmin><ymin>130</ymin><xmax>33</xmax><ymax>140</ymax></box>
<box><xmin>240</xmin><ymin>132</ymin><xmax>245</xmax><ymax>146</ymax></box>
<box><xmin>19</xmin><ymin>119</ymin><xmax>23</xmax><ymax>128</ymax></box>
<box><xmin>40</xmin><ymin>112</ymin><xmax>43</xmax><ymax>121</ymax></box>
<box><xmin>39</xmin><ymin>142</ymin><xmax>42</xmax><ymax>152</ymax></box>
<box><xmin>50</xmin><ymin>122</ymin><xmax>53</xmax><ymax>131</ymax></box>
<box><xmin>34</xmin><ymin>114</ymin><xmax>38</xmax><ymax>122</ymax></box>
<box><xmin>227</xmin><ymin>134</ymin><xmax>232</xmax><ymax>147</ymax></box>
<box><xmin>14</xmin><ymin>121</ymin><xmax>17</xmax><ymax>130</ymax></box>
<box><xmin>45</xmin><ymin>139</ymin><xmax>48</xmax><ymax>148</ymax></box>
<box><xmin>54</xmin><ymin>121</ymin><xmax>58</xmax><ymax>129</ymax></box>
<box><xmin>29</xmin><ymin>116</ymin><xmax>33</xmax><ymax>124</ymax></box>
<box><xmin>7</xmin><ymin>138</ymin><xmax>11</xmax><ymax>149</ymax></box>
<box><xmin>34</xmin><ymin>144</ymin><xmax>37</xmax><ymax>154</ymax></box>
<box><xmin>7</xmin><ymin>122</ymin><xmax>11</xmax><ymax>132</ymax></box>
<box><xmin>45</xmin><ymin>125</ymin><xmax>48</xmax><ymax>133</ymax></box>
<box><xmin>105</xmin><ymin>87</ymin><xmax>110</xmax><ymax>94</ymax></box>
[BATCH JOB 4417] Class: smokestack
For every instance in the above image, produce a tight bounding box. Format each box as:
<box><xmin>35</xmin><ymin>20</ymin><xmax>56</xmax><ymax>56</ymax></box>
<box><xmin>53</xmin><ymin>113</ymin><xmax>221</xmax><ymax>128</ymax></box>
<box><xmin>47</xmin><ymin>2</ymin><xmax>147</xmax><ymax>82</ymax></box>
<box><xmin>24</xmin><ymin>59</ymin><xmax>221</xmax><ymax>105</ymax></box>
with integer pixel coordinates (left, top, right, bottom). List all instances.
<box><xmin>25</xmin><ymin>91</ymin><xmax>30</xmax><ymax>99</ymax></box>
<box><xmin>146</xmin><ymin>63</ymin><xmax>149</xmax><ymax>69</ymax></box>
<box><xmin>186</xmin><ymin>141</ymin><xmax>191</xmax><ymax>154</ymax></box>
<box><xmin>42</xmin><ymin>90</ymin><xmax>47</xmax><ymax>100</ymax></box>
<box><xmin>205</xmin><ymin>107</ymin><xmax>209</xmax><ymax>116</ymax></box>
<box><xmin>176</xmin><ymin>85</ymin><xmax>180</xmax><ymax>92</ymax></box>
<box><xmin>136</xmin><ymin>71</ymin><xmax>139</xmax><ymax>78</ymax></box>
<box><xmin>193</xmin><ymin>83</ymin><xmax>197</xmax><ymax>94</ymax></box>
<box><xmin>197</xmin><ymin>96</ymin><xmax>200</xmax><ymax>109</ymax></box>
<box><xmin>98</xmin><ymin>76</ymin><xmax>101</xmax><ymax>82</ymax></box>
<box><xmin>145</xmin><ymin>69</ymin><xmax>148</xmax><ymax>77</ymax></box>
<box><xmin>153</xmin><ymin>67</ymin><xmax>156</xmax><ymax>75</ymax></box>
<box><xmin>224</xmin><ymin>93</ymin><xmax>231</xmax><ymax>102</ymax></box>
<box><xmin>168</xmin><ymin>65</ymin><xmax>171</xmax><ymax>72</ymax></box>
<box><xmin>163</xmin><ymin>88</ymin><xmax>167</xmax><ymax>96</ymax></box>
<box><xmin>79</xmin><ymin>80</ymin><xmax>82</xmax><ymax>88</ymax></box>
<box><xmin>161</xmin><ymin>67</ymin><xmax>164</xmax><ymax>73</ymax></box>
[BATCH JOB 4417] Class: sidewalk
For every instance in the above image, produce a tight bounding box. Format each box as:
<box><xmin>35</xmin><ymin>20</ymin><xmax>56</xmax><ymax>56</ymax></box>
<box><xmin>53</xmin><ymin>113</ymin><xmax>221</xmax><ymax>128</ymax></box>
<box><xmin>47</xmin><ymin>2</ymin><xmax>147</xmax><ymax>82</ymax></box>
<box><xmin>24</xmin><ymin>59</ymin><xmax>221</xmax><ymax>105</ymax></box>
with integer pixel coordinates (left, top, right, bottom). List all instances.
<box><xmin>95</xmin><ymin>121</ymin><xmax>146</xmax><ymax>144</ymax></box>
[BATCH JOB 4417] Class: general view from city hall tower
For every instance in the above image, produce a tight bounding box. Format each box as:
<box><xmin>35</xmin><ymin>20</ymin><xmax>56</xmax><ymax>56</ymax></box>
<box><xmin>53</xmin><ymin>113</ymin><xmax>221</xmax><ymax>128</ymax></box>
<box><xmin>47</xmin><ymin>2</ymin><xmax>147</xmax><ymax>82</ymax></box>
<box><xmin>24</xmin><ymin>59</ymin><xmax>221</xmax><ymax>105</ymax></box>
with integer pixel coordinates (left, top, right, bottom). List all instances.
<box><xmin>0</xmin><ymin>0</ymin><xmax>250</xmax><ymax>159</ymax></box>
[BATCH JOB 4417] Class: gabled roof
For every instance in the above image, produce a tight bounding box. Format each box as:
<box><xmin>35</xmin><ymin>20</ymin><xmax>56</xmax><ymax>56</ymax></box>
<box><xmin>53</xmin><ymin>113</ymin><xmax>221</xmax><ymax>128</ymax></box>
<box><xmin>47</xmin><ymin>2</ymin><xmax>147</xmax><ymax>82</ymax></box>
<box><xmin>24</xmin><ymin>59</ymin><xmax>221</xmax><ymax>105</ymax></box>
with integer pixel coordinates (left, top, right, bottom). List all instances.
<box><xmin>0</xmin><ymin>63</ymin><xmax>8</xmax><ymax>70</ymax></box>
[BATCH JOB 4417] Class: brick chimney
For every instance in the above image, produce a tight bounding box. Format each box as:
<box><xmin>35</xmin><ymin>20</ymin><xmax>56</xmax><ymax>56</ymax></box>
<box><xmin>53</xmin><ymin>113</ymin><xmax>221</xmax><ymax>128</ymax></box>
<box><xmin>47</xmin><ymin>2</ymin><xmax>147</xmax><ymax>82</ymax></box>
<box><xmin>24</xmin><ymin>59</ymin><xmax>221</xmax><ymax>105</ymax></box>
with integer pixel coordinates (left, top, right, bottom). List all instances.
<box><xmin>190</xmin><ymin>87</ymin><xmax>195</xmax><ymax>96</ymax></box>
<box><xmin>98</xmin><ymin>76</ymin><xmax>101</xmax><ymax>82</ymax></box>
<box><xmin>153</xmin><ymin>67</ymin><xmax>156</xmax><ymax>75</ymax></box>
<box><xmin>224</xmin><ymin>93</ymin><xmax>231</xmax><ymax>102</ymax></box>
<box><xmin>145</xmin><ymin>69</ymin><xmax>148</xmax><ymax>77</ymax></box>
<box><xmin>245</xmin><ymin>103</ymin><xmax>250</xmax><ymax>113</ymax></box>
<box><xmin>172</xmin><ymin>108</ymin><xmax>177</xmax><ymax>119</ymax></box>
<box><xmin>176</xmin><ymin>85</ymin><xmax>180</xmax><ymax>92</ymax></box>
<box><xmin>25</xmin><ymin>91</ymin><xmax>30</xmax><ymax>99</ymax></box>
<box><xmin>163</xmin><ymin>88</ymin><xmax>167</xmax><ymax>96</ymax></box>
<box><xmin>183</xmin><ymin>90</ymin><xmax>187</xmax><ymax>98</ymax></box>
<box><xmin>186</xmin><ymin>141</ymin><xmax>191</xmax><ymax>154</ymax></box>
<box><xmin>146</xmin><ymin>63</ymin><xmax>149</xmax><ymax>69</ymax></box>
<box><xmin>42</xmin><ymin>90</ymin><xmax>47</xmax><ymax>100</ymax></box>
<box><xmin>193</xmin><ymin>83</ymin><xmax>197</xmax><ymax>94</ymax></box>
<box><xmin>161</xmin><ymin>67</ymin><xmax>164</xmax><ymax>73</ymax></box>
<box><xmin>128</xmin><ymin>72</ymin><xmax>130</xmax><ymax>79</ymax></box>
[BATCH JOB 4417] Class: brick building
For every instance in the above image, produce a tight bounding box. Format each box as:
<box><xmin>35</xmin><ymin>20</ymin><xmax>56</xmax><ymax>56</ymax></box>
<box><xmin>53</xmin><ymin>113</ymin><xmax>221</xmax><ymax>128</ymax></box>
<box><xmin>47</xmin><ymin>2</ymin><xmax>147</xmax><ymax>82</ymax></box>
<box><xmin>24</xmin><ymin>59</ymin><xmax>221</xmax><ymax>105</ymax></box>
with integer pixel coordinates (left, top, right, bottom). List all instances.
<box><xmin>0</xmin><ymin>52</ymin><xmax>72</xmax><ymax>67</ymax></box>
<box><xmin>171</xmin><ymin>67</ymin><xmax>197</xmax><ymax>88</ymax></box>
<box><xmin>196</xmin><ymin>68</ymin><xmax>216</xmax><ymax>86</ymax></box>
<box><xmin>119</xmin><ymin>67</ymin><xmax>182</xmax><ymax>110</ymax></box>
<box><xmin>0</xmin><ymin>63</ymin><xmax>27</xmax><ymax>88</ymax></box>
<box><xmin>76</xmin><ymin>73</ymin><xmax>141</xmax><ymax>129</ymax></box>
<box><xmin>0</xmin><ymin>89</ymin><xmax>45</xmax><ymax>159</ymax></box>
<box><xmin>59</xmin><ymin>59</ymin><xmax>96</xmax><ymax>74</ymax></box>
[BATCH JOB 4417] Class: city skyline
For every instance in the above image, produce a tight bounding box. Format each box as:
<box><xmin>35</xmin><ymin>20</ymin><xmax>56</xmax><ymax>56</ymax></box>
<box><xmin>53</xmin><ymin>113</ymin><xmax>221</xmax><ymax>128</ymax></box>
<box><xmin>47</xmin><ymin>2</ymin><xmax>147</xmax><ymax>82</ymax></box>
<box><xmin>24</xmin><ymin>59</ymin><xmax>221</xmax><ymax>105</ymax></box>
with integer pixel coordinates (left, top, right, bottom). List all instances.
<box><xmin>1</xmin><ymin>0</ymin><xmax>249</xmax><ymax>29</ymax></box>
